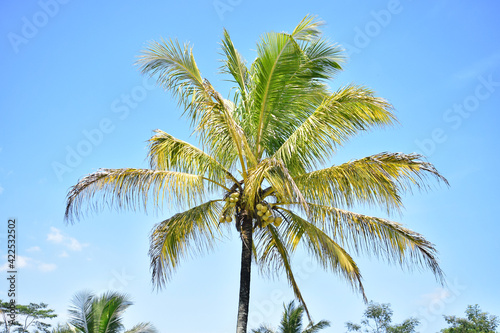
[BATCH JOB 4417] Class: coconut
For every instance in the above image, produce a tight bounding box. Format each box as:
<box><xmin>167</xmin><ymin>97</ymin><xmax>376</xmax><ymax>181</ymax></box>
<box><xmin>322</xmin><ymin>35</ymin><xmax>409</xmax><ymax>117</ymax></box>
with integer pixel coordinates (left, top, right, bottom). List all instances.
<box><xmin>225</xmin><ymin>215</ymin><xmax>232</xmax><ymax>222</ymax></box>
<box><xmin>274</xmin><ymin>217</ymin><xmax>282</xmax><ymax>227</ymax></box>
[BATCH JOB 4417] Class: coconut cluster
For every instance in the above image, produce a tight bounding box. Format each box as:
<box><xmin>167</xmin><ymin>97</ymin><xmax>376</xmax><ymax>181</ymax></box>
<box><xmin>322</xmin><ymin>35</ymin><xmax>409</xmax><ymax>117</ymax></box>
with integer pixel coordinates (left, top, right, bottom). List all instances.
<box><xmin>256</xmin><ymin>203</ymin><xmax>282</xmax><ymax>227</ymax></box>
<box><xmin>220</xmin><ymin>192</ymin><xmax>240</xmax><ymax>223</ymax></box>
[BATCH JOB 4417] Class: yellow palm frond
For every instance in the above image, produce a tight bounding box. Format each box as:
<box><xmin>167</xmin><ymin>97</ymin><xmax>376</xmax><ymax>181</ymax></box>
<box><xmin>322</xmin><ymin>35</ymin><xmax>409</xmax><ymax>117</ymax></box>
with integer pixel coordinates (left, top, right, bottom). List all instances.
<box><xmin>149</xmin><ymin>200</ymin><xmax>226</xmax><ymax>288</ymax></box>
<box><xmin>65</xmin><ymin>168</ymin><xmax>207</xmax><ymax>222</ymax></box>
<box><xmin>272</xmin><ymin>85</ymin><xmax>395</xmax><ymax>176</ymax></box>
<box><xmin>277</xmin><ymin>209</ymin><xmax>366</xmax><ymax>300</ymax></box>
<box><xmin>254</xmin><ymin>225</ymin><xmax>312</xmax><ymax>320</ymax></box>
<box><xmin>244</xmin><ymin>158</ymin><xmax>307</xmax><ymax>212</ymax></box>
<box><xmin>148</xmin><ymin>129</ymin><xmax>231</xmax><ymax>185</ymax></box>
<box><xmin>307</xmin><ymin>203</ymin><xmax>444</xmax><ymax>282</ymax></box>
<box><xmin>294</xmin><ymin>152</ymin><xmax>448</xmax><ymax>214</ymax></box>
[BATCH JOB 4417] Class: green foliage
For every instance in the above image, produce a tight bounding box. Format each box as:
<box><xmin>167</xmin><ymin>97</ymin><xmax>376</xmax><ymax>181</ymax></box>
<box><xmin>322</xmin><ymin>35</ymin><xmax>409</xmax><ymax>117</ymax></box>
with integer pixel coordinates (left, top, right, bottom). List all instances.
<box><xmin>67</xmin><ymin>291</ymin><xmax>157</xmax><ymax>333</ymax></box>
<box><xmin>252</xmin><ymin>301</ymin><xmax>330</xmax><ymax>333</ymax></box>
<box><xmin>0</xmin><ymin>300</ymin><xmax>57</xmax><ymax>333</ymax></box>
<box><xmin>346</xmin><ymin>302</ymin><xmax>419</xmax><ymax>333</ymax></box>
<box><xmin>441</xmin><ymin>304</ymin><xmax>499</xmax><ymax>333</ymax></box>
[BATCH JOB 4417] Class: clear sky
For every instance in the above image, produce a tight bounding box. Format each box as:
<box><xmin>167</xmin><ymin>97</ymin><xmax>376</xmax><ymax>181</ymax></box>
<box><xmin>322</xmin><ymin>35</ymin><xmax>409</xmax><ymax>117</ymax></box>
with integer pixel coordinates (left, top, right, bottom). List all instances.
<box><xmin>1</xmin><ymin>1</ymin><xmax>499</xmax><ymax>332</ymax></box>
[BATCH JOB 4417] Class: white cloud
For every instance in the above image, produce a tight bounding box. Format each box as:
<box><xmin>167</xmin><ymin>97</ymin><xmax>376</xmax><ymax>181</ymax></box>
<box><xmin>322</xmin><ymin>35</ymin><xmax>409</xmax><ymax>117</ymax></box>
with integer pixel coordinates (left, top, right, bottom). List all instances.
<box><xmin>0</xmin><ymin>255</ymin><xmax>56</xmax><ymax>273</ymax></box>
<box><xmin>47</xmin><ymin>227</ymin><xmax>64</xmax><ymax>243</ymax></box>
<box><xmin>68</xmin><ymin>237</ymin><xmax>88</xmax><ymax>251</ymax></box>
<box><xmin>46</xmin><ymin>227</ymin><xmax>89</xmax><ymax>253</ymax></box>
<box><xmin>0</xmin><ymin>185</ymin><xmax>4</xmax><ymax>195</ymax></box>
<box><xmin>38</xmin><ymin>263</ymin><xmax>57</xmax><ymax>272</ymax></box>
<box><xmin>26</xmin><ymin>246</ymin><xmax>41</xmax><ymax>252</ymax></box>
<box><xmin>0</xmin><ymin>255</ymin><xmax>31</xmax><ymax>271</ymax></box>
<box><xmin>59</xmin><ymin>251</ymin><xmax>69</xmax><ymax>258</ymax></box>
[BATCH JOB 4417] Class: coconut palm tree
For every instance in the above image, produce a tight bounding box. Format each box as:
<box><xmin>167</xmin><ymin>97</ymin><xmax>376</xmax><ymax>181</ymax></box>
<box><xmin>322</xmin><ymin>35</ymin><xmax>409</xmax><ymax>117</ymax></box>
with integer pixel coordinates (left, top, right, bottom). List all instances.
<box><xmin>66</xmin><ymin>291</ymin><xmax>157</xmax><ymax>333</ymax></box>
<box><xmin>252</xmin><ymin>301</ymin><xmax>330</xmax><ymax>333</ymax></box>
<box><xmin>65</xmin><ymin>15</ymin><xmax>447</xmax><ymax>333</ymax></box>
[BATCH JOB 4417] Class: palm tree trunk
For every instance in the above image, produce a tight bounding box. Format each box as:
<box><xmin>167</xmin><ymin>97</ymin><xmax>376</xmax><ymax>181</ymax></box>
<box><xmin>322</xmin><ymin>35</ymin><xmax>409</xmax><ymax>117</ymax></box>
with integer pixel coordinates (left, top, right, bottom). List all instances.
<box><xmin>236</xmin><ymin>215</ymin><xmax>253</xmax><ymax>333</ymax></box>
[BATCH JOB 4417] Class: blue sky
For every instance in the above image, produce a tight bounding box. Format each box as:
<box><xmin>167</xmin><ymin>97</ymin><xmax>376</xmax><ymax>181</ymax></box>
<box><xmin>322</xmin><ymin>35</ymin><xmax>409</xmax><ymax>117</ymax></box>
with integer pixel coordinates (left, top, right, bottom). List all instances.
<box><xmin>1</xmin><ymin>0</ymin><xmax>499</xmax><ymax>332</ymax></box>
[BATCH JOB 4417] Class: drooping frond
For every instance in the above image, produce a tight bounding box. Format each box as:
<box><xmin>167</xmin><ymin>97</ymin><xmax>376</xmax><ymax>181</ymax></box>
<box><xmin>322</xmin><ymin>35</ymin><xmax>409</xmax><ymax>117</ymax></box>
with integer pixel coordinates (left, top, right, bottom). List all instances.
<box><xmin>149</xmin><ymin>200</ymin><xmax>226</xmax><ymax>288</ymax></box>
<box><xmin>136</xmin><ymin>39</ymin><xmax>207</xmax><ymax>125</ymax></box>
<box><xmin>65</xmin><ymin>168</ymin><xmax>209</xmax><ymax>223</ymax></box>
<box><xmin>279</xmin><ymin>209</ymin><xmax>366</xmax><ymax>301</ymax></box>
<box><xmin>303</xmin><ymin>319</ymin><xmax>331</xmax><ymax>333</ymax></box>
<box><xmin>307</xmin><ymin>203</ymin><xmax>444</xmax><ymax>282</ymax></box>
<box><xmin>254</xmin><ymin>225</ymin><xmax>312</xmax><ymax>321</ymax></box>
<box><xmin>148</xmin><ymin>129</ymin><xmax>231</xmax><ymax>183</ymax></box>
<box><xmin>273</xmin><ymin>85</ymin><xmax>395</xmax><ymax>176</ymax></box>
<box><xmin>294</xmin><ymin>152</ymin><xmax>448</xmax><ymax>214</ymax></box>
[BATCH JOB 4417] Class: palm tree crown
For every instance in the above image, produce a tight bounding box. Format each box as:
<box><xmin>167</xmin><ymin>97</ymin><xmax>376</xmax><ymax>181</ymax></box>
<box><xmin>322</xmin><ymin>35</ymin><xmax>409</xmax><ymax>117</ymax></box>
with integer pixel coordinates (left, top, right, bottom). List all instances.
<box><xmin>252</xmin><ymin>301</ymin><xmax>330</xmax><ymax>333</ymax></box>
<box><xmin>65</xmin><ymin>15</ymin><xmax>447</xmax><ymax>333</ymax></box>
<box><xmin>67</xmin><ymin>291</ymin><xmax>157</xmax><ymax>333</ymax></box>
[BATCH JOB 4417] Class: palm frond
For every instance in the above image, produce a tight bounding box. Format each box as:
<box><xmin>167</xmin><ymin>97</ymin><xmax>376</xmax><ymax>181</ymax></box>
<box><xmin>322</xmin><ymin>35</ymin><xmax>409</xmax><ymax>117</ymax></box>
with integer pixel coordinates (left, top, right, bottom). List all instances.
<box><xmin>279</xmin><ymin>301</ymin><xmax>304</xmax><ymax>333</ymax></box>
<box><xmin>92</xmin><ymin>292</ymin><xmax>130</xmax><ymax>333</ymax></box>
<box><xmin>149</xmin><ymin>200</ymin><xmax>226</xmax><ymax>288</ymax></box>
<box><xmin>255</xmin><ymin>225</ymin><xmax>312</xmax><ymax>321</ymax></box>
<box><xmin>249</xmin><ymin>16</ymin><xmax>330</xmax><ymax>159</ymax></box>
<box><xmin>251</xmin><ymin>326</ymin><xmax>274</xmax><ymax>333</ymax></box>
<box><xmin>303</xmin><ymin>320</ymin><xmax>330</xmax><ymax>333</ymax></box>
<box><xmin>273</xmin><ymin>85</ymin><xmax>395</xmax><ymax>176</ymax></box>
<box><xmin>65</xmin><ymin>168</ymin><xmax>209</xmax><ymax>223</ymax></box>
<box><xmin>137</xmin><ymin>40</ymin><xmax>255</xmax><ymax>173</ymax></box>
<box><xmin>306</xmin><ymin>203</ymin><xmax>444</xmax><ymax>282</ymax></box>
<box><xmin>68</xmin><ymin>291</ymin><xmax>94</xmax><ymax>333</ymax></box>
<box><xmin>245</xmin><ymin>158</ymin><xmax>307</xmax><ymax>212</ymax></box>
<box><xmin>220</xmin><ymin>29</ymin><xmax>249</xmax><ymax>106</ymax></box>
<box><xmin>279</xmin><ymin>209</ymin><xmax>367</xmax><ymax>301</ymax></box>
<box><xmin>123</xmin><ymin>323</ymin><xmax>158</xmax><ymax>333</ymax></box>
<box><xmin>148</xmin><ymin>129</ymin><xmax>231</xmax><ymax>183</ymax></box>
<box><xmin>294</xmin><ymin>152</ymin><xmax>448</xmax><ymax>214</ymax></box>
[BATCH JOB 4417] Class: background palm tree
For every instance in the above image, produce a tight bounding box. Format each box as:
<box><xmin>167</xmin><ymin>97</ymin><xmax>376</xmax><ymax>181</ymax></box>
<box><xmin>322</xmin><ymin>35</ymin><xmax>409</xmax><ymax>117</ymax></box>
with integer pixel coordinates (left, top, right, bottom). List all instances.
<box><xmin>252</xmin><ymin>301</ymin><xmax>330</xmax><ymax>333</ymax></box>
<box><xmin>65</xmin><ymin>15</ymin><xmax>447</xmax><ymax>333</ymax></box>
<box><xmin>67</xmin><ymin>291</ymin><xmax>157</xmax><ymax>333</ymax></box>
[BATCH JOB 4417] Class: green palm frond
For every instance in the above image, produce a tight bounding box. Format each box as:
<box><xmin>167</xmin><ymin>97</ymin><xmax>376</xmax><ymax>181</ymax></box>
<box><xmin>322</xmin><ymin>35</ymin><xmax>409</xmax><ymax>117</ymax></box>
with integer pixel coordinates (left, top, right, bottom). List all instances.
<box><xmin>294</xmin><ymin>152</ymin><xmax>448</xmax><ymax>213</ymax></box>
<box><xmin>136</xmin><ymin>39</ymin><xmax>206</xmax><ymax>124</ymax></box>
<box><xmin>221</xmin><ymin>29</ymin><xmax>249</xmax><ymax>107</ymax></box>
<box><xmin>92</xmin><ymin>292</ymin><xmax>129</xmax><ymax>333</ymax></box>
<box><xmin>148</xmin><ymin>129</ymin><xmax>231</xmax><ymax>183</ymax></box>
<box><xmin>149</xmin><ymin>200</ymin><xmax>227</xmax><ymax>288</ymax></box>
<box><xmin>273</xmin><ymin>85</ymin><xmax>395</xmax><ymax>176</ymax></box>
<box><xmin>303</xmin><ymin>320</ymin><xmax>330</xmax><ymax>333</ymax></box>
<box><xmin>307</xmin><ymin>203</ymin><xmax>444</xmax><ymax>282</ymax></box>
<box><xmin>65</xmin><ymin>168</ymin><xmax>209</xmax><ymax>222</ymax></box>
<box><xmin>249</xmin><ymin>16</ymin><xmax>329</xmax><ymax>159</ymax></box>
<box><xmin>67</xmin><ymin>291</ymin><xmax>155</xmax><ymax>333</ymax></box>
